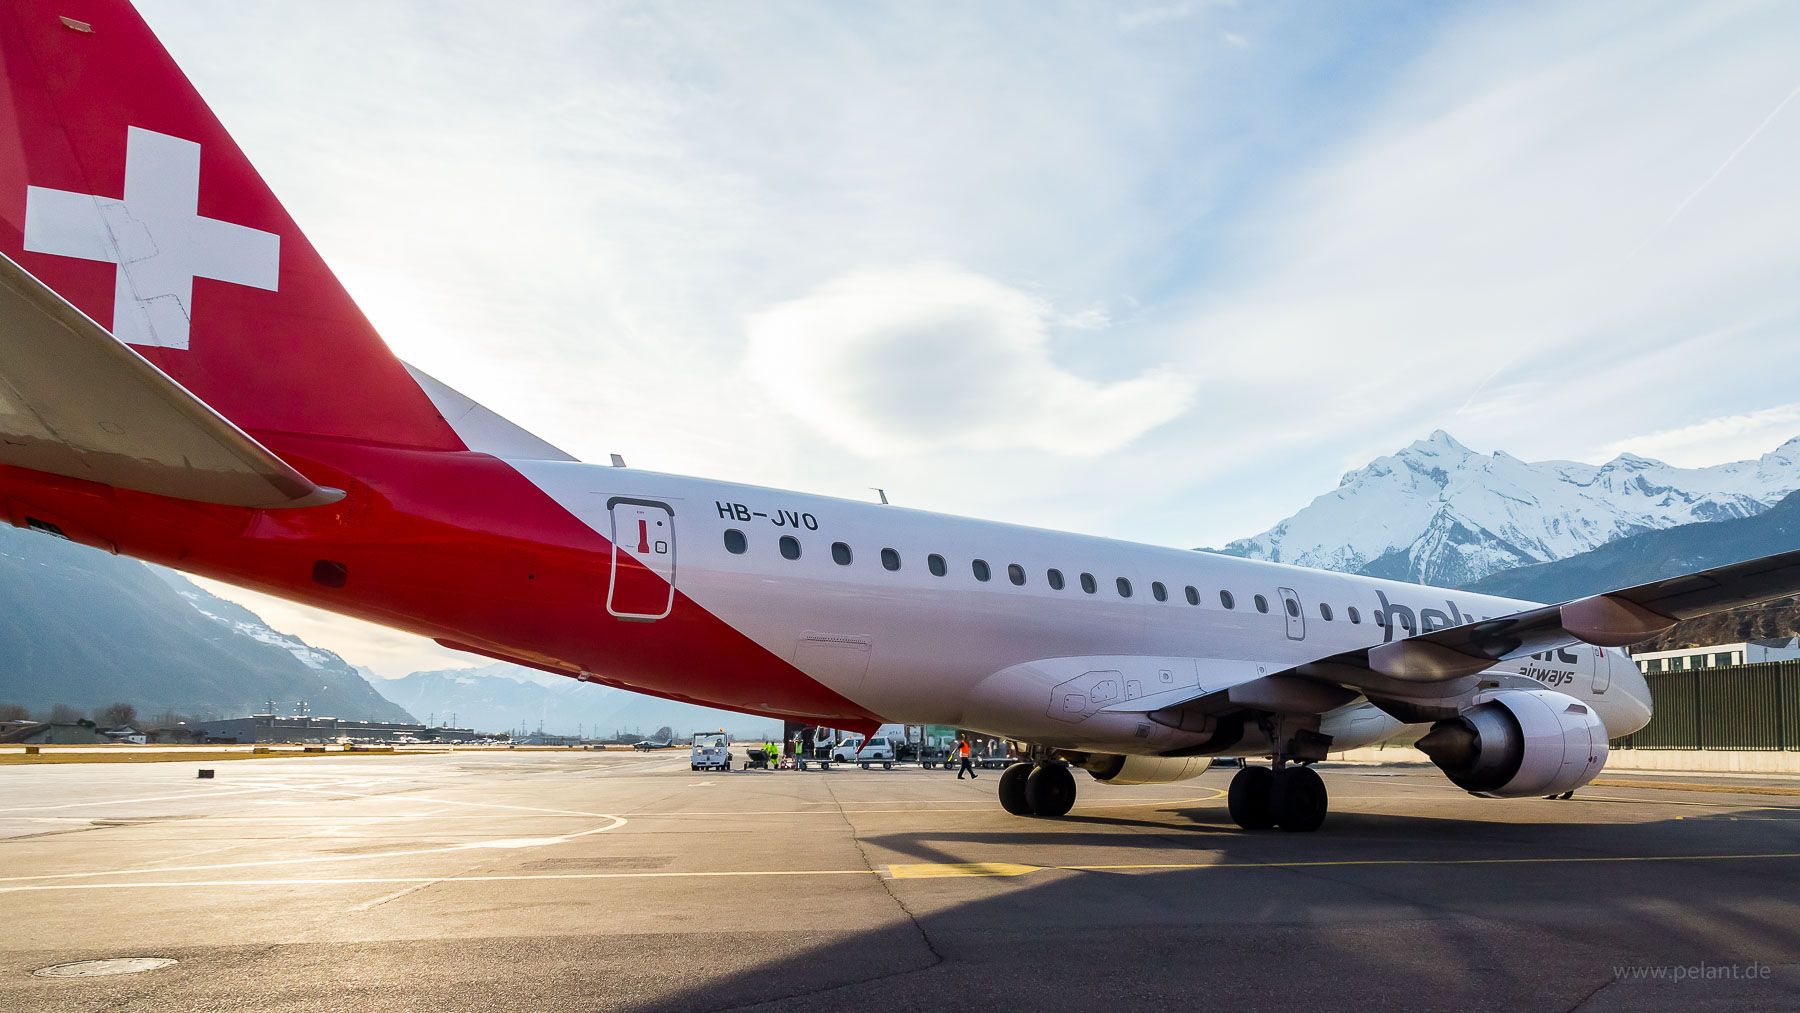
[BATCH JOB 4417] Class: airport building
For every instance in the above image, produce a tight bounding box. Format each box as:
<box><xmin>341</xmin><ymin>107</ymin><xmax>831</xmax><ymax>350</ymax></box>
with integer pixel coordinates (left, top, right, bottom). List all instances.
<box><xmin>190</xmin><ymin>715</ymin><xmax>476</xmax><ymax>744</ymax></box>
<box><xmin>1628</xmin><ymin>637</ymin><xmax>1800</xmax><ymax>673</ymax></box>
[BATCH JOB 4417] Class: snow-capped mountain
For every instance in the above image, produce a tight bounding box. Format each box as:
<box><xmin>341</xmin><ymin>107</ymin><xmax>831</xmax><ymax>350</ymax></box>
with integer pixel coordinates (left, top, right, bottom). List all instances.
<box><xmin>371</xmin><ymin>662</ymin><xmax>778</xmax><ymax>739</ymax></box>
<box><xmin>1216</xmin><ymin>430</ymin><xmax>1800</xmax><ymax>587</ymax></box>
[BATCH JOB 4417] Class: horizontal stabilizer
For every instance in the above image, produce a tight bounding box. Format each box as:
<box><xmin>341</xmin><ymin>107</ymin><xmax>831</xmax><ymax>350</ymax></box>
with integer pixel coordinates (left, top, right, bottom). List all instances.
<box><xmin>0</xmin><ymin>251</ymin><xmax>342</xmax><ymax>509</ymax></box>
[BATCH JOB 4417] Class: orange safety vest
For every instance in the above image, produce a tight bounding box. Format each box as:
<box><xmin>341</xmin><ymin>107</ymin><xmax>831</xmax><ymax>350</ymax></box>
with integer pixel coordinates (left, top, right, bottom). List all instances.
<box><xmin>958</xmin><ymin>741</ymin><xmax>970</xmax><ymax>757</ymax></box>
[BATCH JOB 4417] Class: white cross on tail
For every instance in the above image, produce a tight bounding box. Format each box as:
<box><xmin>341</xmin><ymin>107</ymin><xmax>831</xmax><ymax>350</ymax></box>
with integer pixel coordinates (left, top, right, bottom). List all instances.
<box><xmin>22</xmin><ymin>126</ymin><xmax>279</xmax><ymax>349</ymax></box>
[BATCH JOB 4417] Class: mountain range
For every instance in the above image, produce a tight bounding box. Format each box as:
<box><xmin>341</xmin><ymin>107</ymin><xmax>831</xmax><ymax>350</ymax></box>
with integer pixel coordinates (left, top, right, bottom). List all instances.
<box><xmin>0</xmin><ymin>525</ymin><xmax>414</xmax><ymax>723</ymax></box>
<box><xmin>371</xmin><ymin>663</ymin><xmax>778</xmax><ymax>739</ymax></box>
<box><xmin>1467</xmin><ymin>489</ymin><xmax>1800</xmax><ymax>603</ymax></box>
<box><xmin>1215</xmin><ymin>431</ymin><xmax>1800</xmax><ymax>587</ymax></box>
<box><xmin>1464</xmin><ymin>488</ymin><xmax>1800</xmax><ymax>652</ymax></box>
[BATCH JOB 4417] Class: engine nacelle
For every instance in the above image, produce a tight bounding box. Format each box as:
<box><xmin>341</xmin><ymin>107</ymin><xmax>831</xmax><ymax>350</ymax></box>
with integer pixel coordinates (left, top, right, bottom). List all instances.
<box><xmin>1417</xmin><ymin>690</ymin><xmax>1608</xmax><ymax>798</ymax></box>
<box><xmin>1086</xmin><ymin>754</ymin><xmax>1213</xmax><ymax>785</ymax></box>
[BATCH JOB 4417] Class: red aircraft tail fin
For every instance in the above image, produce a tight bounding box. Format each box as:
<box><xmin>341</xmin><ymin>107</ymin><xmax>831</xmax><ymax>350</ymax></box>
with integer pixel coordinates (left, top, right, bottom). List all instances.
<box><xmin>0</xmin><ymin>1</ymin><xmax>463</xmax><ymax>452</ymax></box>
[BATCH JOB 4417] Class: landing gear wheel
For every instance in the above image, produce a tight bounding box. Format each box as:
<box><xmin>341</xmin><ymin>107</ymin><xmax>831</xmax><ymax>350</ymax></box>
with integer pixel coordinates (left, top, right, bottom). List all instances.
<box><xmin>1228</xmin><ymin>765</ymin><xmax>1276</xmax><ymax>829</ymax></box>
<box><xmin>1024</xmin><ymin>763</ymin><xmax>1077</xmax><ymax>817</ymax></box>
<box><xmin>998</xmin><ymin>762</ymin><xmax>1033</xmax><ymax>816</ymax></box>
<box><xmin>1271</xmin><ymin>765</ymin><xmax>1328</xmax><ymax>833</ymax></box>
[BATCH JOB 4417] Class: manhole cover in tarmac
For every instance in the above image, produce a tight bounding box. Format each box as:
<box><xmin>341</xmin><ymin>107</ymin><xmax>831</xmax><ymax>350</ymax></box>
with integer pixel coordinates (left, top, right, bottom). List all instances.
<box><xmin>33</xmin><ymin>958</ymin><xmax>177</xmax><ymax>978</ymax></box>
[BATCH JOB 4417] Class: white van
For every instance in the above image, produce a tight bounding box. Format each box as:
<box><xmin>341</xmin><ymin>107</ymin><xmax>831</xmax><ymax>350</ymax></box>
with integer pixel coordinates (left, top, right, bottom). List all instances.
<box><xmin>690</xmin><ymin>731</ymin><xmax>731</xmax><ymax>771</ymax></box>
<box><xmin>830</xmin><ymin>735</ymin><xmax>894</xmax><ymax>764</ymax></box>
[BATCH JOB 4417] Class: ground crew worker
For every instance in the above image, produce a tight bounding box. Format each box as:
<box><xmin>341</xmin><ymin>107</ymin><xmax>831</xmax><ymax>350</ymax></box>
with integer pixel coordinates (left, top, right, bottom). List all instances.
<box><xmin>957</xmin><ymin>736</ymin><xmax>976</xmax><ymax>779</ymax></box>
<box><xmin>764</xmin><ymin>741</ymin><xmax>777</xmax><ymax>767</ymax></box>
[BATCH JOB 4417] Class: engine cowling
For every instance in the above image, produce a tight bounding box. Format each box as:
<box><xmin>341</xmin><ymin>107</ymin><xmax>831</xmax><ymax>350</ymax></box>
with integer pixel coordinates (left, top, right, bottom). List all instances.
<box><xmin>1417</xmin><ymin>690</ymin><xmax>1608</xmax><ymax>798</ymax></box>
<box><xmin>1087</xmin><ymin>754</ymin><xmax>1213</xmax><ymax>785</ymax></box>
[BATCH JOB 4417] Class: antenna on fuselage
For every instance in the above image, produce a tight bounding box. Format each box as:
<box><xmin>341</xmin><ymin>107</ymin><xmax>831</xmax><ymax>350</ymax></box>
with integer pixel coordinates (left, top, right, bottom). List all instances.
<box><xmin>610</xmin><ymin>454</ymin><xmax>627</xmax><ymax>468</ymax></box>
<box><xmin>870</xmin><ymin>487</ymin><xmax>888</xmax><ymax>505</ymax></box>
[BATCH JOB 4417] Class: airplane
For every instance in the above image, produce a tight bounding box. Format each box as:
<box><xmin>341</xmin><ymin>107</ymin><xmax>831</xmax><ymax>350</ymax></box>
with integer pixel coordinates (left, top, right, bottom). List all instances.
<box><xmin>1</xmin><ymin>0</ymin><xmax>1795</xmax><ymax>833</ymax></box>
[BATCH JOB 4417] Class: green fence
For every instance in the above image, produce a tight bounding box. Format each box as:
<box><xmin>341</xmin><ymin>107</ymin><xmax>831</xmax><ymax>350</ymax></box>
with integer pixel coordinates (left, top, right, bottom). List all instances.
<box><xmin>1612</xmin><ymin>659</ymin><xmax>1800</xmax><ymax>750</ymax></box>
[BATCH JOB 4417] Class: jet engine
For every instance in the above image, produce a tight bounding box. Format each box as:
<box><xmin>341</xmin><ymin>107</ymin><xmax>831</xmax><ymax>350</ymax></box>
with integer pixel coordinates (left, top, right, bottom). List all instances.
<box><xmin>1086</xmin><ymin>754</ymin><xmax>1213</xmax><ymax>785</ymax></box>
<box><xmin>1416</xmin><ymin>690</ymin><xmax>1609</xmax><ymax>798</ymax></box>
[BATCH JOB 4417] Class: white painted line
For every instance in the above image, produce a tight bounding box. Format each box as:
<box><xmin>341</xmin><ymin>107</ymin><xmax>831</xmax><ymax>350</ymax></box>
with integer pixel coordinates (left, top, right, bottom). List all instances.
<box><xmin>0</xmin><ymin>786</ymin><xmax>288</xmax><ymax>814</ymax></box>
<box><xmin>0</xmin><ymin>815</ymin><xmax>628</xmax><ymax>883</ymax></box>
<box><xmin>0</xmin><ymin>868</ymin><xmax>880</xmax><ymax>893</ymax></box>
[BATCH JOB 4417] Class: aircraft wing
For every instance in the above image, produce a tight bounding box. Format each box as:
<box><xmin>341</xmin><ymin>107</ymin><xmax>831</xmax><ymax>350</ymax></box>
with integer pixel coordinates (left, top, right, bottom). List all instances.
<box><xmin>1095</xmin><ymin>549</ymin><xmax>1800</xmax><ymax>719</ymax></box>
<box><xmin>0</xmin><ymin>251</ymin><xmax>341</xmax><ymax>509</ymax></box>
<box><xmin>1295</xmin><ymin>548</ymin><xmax>1800</xmax><ymax>685</ymax></box>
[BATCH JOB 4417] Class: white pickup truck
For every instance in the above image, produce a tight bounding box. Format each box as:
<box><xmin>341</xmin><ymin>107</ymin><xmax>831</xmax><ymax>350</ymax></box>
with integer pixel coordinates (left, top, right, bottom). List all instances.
<box><xmin>690</xmin><ymin>732</ymin><xmax>731</xmax><ymax>771</ymax></box>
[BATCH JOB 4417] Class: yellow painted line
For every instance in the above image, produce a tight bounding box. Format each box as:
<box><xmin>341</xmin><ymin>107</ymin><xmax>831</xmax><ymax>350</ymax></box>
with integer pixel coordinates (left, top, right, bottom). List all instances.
<box><xmin>884</xmin><ymin>851</ymin><xmax>1800</xmax><ymax>880</ymax></box>
<box><xmin>1576</xmin><ymin>794</ymin><xmax>1789</xmax><ymax>809</ymax></box>
<box><xmin>9</xmin><ymin>850</ymin><xmax>1800</xmax><ymax>894</ymax></box>
<box><xmin>1588</xmin><ymin>779</ymin><xmax>1800</xmax><ymax>797</ymax></box>
<box><xmin>887</xmin><ymin>862</ymin><xmax>1042</xmax><ymax>879</ymax></box>
<box><xmin>1057</xmin><ymin>851</ymin><xmax>1800</xmax><ymax>872</ymax></box>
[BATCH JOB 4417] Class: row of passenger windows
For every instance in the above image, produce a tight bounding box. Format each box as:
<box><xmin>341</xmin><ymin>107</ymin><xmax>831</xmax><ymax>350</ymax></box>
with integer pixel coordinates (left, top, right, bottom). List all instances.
<box><xmin>723</xmin><ymin>529</ymin><xmax>1379</xmax><ymax>623</ymax></box>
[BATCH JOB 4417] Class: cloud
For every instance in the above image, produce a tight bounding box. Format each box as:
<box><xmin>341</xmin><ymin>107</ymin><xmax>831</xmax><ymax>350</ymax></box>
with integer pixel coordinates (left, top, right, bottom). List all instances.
<box><xmin>124</xmin><ymin>0</ymin><xmax>1800</xmax><ymax>571</ymax></box>
<box><xmin>745</xmin><ymin>263</ymin><xmax>1193</xmax><ymax>457</ymax></box>
<box><xmin>1162</xmin><ymin>1</ymin><xmax>1800</xmax><ymax>469</ymax></box>
<box><xmin>1596</xmin><ymin>405</ymin><xmax>1800</xmax><ymax>468</ymax></box>
<box><xmin>1121</xmin><ymin>1</ymin><xmax>1233</xmax><ymax>32</ymax></box>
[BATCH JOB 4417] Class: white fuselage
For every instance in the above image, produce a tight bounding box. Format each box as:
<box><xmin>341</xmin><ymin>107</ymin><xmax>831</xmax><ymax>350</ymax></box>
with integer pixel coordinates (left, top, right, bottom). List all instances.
<box><xmin>512</xmin><ymin>460</ymin><xmax>1655</xmax><ymax>757</ymax></box>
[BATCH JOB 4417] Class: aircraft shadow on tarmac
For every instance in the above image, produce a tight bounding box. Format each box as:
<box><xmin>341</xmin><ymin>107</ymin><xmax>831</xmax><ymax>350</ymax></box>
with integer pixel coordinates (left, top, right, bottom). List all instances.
<box><xmin>635</xmin><ymin>800</ymin><xmax>1800</xmax><ymax>1013</ymax></box>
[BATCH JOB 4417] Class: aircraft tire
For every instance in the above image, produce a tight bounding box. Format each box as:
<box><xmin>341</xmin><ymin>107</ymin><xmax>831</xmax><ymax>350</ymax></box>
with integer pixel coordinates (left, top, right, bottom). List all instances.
<box><xmin>1271</xmin><ymin>765</ymin><xmax>1328</xmax><ymax>833</ymax></box>
<box><xmin>1228</xmin><ymin>765</ymin><xmax>1276</xmax><ymax>829</ymax></box>
<box><xmin>1025</xmin><ymin>763</ymin><xmax>1077</xmax><ymax>817</ymax></box>
<box><xmin>998</xmin><ymin>762</ymin><xmax>1033</xmax><ymax>815</ymax></box>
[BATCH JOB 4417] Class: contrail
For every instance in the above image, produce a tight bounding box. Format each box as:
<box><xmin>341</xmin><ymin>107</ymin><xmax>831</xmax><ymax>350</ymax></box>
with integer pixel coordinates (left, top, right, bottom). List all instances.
<box><xmin>1634</xmin><ymin>77</ymin><xmax>1800</xmax><ymax>254</ymax></box>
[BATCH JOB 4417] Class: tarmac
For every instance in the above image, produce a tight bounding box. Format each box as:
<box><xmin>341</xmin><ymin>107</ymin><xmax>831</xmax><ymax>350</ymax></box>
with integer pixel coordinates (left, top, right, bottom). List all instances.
<box><xmin>2</xmin><ymin>749</ymin><xmax>1797</xmax><ymax>1012</ymax></box>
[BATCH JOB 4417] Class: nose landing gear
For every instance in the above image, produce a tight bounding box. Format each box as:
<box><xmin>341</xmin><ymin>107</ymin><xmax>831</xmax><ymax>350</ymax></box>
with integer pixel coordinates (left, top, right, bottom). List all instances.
<box><xmin>998</xmin><ymin>760</ymin><xmax>1077</xmax><ymax>817</ymax></box>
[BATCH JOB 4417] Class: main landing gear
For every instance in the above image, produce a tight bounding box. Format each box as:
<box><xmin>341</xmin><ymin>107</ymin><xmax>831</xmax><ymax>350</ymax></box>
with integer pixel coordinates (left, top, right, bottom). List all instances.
<box><xmin>998</xmin><ymin>760</ymin><xmax>1076</xmax><ymax>817</ymax></box>
<box><xmin>1229</xmin><ymin>763</ymin><xmax>1327</xmax><ymax>832</ymax></box>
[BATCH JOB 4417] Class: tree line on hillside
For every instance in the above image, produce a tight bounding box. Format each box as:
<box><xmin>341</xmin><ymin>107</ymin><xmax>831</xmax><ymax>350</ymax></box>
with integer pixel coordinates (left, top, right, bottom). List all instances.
<box><xmin>0</xmin><ymin>701</ymin><xmax>188</xmax><ymax>729</ymax></box>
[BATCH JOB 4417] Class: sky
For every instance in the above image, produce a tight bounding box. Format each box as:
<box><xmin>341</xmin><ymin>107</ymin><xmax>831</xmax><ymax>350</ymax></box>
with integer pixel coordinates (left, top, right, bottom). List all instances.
<box><xmin>130</xmin><ymin>0</ymin><xmax>1800</xmax><ymax>676</ymax></box>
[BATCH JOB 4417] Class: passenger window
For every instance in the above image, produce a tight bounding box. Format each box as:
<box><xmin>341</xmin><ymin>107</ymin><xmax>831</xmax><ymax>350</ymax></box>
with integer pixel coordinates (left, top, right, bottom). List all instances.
<box><xmin>1151</xmin><ymin>581</ymin><xmax>1167</xmax><ymax>602</ymax></box>
<box><xmin>1185</xmin><ymin>585</ymin><xmax>1200</xmax><ymax>606</ymax></box>
<box><xmin>1284</xmin><ymin>597</ymin><xmax>1299</xmax><ymax>618</ymax></box>
<box><xmin>780</xmin><ymin>535</ymin><xmax>801</xmax><ymax>560</ymax></box>
<box><xmin>1080</xmin><ymin>572</ymin><xmax>1097</xmax><ymax>594</ymax></box>
<box><xmin>723</xmin><ymin>529</ymin><xmax>747</xmax><ymax>555</ymax></box>
<box><xmin>1348</xmin><ymin>606</ymin><xmax>1361</xmax><ymax>624</ymax></box>
<box><xmin>1320</xmin><ymin>603</ymin><xmax>1333</xmax><ymax>621</ymax></box>
<box><xmin>1219</xmin><ymin>590</ymin><xmax>1235</xmax><ymax>609</ymax></box>
<box><xmin>972</xmin><ymin>559</ymin><xmax>991</xmax><ymax>582</ymax></box>
<box><xmin>1116</xmin><ymin>577</ymin><xmax>1133</xmax><ymax>598</ymax></box>
<box><xmin>1047</xmin><ymin>568</ymin><xmax>1065</xmax><ymax>590</ymax></box>
<box><xmin>831</xmin><ymin>542</ymin><xmax>853</xmax><ymax>566</ymax></box>
<box><xmin>1374</xmin><ymin>610</ymin><xmax>1384</xmax><ymax>626</ymax></box>
<box><xmin>881</xmin><ymin>547</ymin><xmax>901</xmax><ymax>571</ymax></box>
<box><xmin>1008</xmin><ymin>563</ymin><xmax>1026</xmax><ymax>586</ymax></box>
<box><xmin>1254</xmin><ymin>594</ymin><xmax>1269</xmax><ymax>614</ymax></box>
<box><xmin>928</xmin><ymin>553</ymin><xmax>947</xmax><ymax>577</ymax></box>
